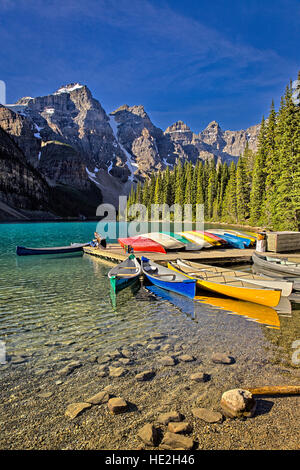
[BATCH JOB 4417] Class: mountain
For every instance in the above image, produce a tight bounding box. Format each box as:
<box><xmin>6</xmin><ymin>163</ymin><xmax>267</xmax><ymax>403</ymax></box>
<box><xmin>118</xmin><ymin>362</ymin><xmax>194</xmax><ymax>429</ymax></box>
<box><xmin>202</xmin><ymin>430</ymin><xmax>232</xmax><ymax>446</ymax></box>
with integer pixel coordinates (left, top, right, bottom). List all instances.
<box><xmin>0</xmin><ymin>83</ymin><xmax>260</xmax><ymax>219</ymax></box>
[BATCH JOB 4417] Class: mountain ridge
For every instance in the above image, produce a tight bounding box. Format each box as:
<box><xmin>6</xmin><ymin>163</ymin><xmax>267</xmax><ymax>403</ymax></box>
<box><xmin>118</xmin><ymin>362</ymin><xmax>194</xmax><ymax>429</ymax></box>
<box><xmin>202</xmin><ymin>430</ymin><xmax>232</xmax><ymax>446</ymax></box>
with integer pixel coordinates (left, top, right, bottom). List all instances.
<box><xmin>0</xmin><ymin>83</ymin><xmax>260</xmax><ymax>218</ymax></box>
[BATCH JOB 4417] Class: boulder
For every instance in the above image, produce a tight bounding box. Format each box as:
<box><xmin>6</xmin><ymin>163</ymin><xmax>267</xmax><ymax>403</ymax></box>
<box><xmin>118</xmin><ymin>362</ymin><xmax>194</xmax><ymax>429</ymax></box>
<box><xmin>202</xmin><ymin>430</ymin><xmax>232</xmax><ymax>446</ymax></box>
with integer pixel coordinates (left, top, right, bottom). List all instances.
<box><xmin>160</xmin><ymin>432</ymin><xmax>194</xmax><ymax>450</ymax></box>
<box><xmin>107</xmin><ymin>397</ymin><xmax>128</xmax><ymax>414</ymax></box>
<box><xmin>137</xmin><ymin>423</ymin><xmax>159</xmax><ymax>446</ymax></box>
<box><xmin>220</xmin><ymin>388</ymin><xmax>256</xmax><ymax>418</ymax></box>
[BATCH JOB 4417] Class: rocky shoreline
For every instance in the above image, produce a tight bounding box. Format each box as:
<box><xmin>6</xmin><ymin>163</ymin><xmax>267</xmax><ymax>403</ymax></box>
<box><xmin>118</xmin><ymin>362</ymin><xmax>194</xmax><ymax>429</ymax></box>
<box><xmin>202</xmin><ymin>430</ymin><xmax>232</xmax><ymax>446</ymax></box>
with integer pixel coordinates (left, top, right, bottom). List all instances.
<box><xmin>1</xmin><ymin>330</ymin><xmax>299</xmax><ymax>450</ymax></box>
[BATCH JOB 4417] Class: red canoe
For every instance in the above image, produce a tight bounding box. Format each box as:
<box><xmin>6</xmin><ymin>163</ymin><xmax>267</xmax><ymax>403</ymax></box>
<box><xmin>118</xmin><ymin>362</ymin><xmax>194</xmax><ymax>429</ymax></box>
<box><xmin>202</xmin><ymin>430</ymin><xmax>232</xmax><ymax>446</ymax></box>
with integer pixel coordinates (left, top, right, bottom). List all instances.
<box><xmin>118</xmin><ymin>236</ymin><xmax>166</xmax><ymax>254</ymax></box>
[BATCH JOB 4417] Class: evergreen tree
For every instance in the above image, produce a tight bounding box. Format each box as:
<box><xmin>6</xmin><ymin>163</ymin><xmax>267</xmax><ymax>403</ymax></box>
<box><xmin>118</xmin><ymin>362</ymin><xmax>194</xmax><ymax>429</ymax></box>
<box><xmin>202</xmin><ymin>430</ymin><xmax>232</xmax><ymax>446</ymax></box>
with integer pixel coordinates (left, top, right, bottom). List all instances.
<box><xmin>236</xmin><ymin>154</ymin><xmax>249</xmax><ymax>222</ymax></box>
<box><xmin>249</xmin><ymin>117</ymin><xmax>267</xmax><ymax>225</ymax></box>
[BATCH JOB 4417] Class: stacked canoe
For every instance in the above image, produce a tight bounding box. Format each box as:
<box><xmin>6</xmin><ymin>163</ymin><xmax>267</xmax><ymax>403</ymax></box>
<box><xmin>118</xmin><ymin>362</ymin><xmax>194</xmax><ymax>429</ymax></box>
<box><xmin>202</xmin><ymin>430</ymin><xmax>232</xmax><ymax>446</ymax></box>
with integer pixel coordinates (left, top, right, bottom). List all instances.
<box><xmin>118</xmin><ymin>230</ymin><xmax>257</xmax><ymax>253</ymax></box>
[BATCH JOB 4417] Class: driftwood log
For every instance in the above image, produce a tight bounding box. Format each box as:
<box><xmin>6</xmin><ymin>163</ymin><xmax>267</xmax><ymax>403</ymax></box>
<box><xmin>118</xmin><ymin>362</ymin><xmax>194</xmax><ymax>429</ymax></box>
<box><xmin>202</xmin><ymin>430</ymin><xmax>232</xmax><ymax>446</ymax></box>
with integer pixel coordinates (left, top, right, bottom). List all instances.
<box><xmin>247</xmin><ymin>386</ymin><xmax>300</xmax><ymax>396</ymax></box>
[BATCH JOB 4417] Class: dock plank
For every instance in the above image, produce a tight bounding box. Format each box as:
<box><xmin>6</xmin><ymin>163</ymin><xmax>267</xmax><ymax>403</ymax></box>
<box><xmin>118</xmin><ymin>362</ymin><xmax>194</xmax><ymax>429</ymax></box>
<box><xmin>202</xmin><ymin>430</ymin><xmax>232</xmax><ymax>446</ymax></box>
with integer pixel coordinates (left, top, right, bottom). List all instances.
<box><xmin>83</xmin><ymin>245</ymin><xmax>255</xmax><ymax>265</ymax></box>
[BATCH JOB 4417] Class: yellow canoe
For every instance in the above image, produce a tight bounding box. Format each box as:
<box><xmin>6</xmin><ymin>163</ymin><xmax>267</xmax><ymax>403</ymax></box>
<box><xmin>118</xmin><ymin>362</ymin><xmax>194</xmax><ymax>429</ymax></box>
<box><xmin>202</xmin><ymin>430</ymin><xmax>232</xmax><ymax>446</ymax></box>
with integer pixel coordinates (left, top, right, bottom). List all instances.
<box><xmin>179</xmin><ymin>231</ymin><xmax>214</xmax><ymax>248</ymax></box>
<box><xmin>167</xmin><ymin>262</ymin><xmax>281</xmax><ymax>308</ymax></box>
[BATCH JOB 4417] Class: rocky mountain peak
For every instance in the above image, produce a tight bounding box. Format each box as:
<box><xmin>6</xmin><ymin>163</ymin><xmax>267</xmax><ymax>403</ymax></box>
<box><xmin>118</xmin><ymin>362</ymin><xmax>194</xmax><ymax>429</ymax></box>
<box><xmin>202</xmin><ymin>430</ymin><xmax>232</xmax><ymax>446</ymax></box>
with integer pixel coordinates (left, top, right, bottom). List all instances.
<box><xmin>165</xmin><ymin>120</ymin><xmax>191</xmax><ymax>134</ymax></box>
<box><xmin>53</xmin><ymin>83</ymin><xmax>85</xmax><ymax>95</ymax></box>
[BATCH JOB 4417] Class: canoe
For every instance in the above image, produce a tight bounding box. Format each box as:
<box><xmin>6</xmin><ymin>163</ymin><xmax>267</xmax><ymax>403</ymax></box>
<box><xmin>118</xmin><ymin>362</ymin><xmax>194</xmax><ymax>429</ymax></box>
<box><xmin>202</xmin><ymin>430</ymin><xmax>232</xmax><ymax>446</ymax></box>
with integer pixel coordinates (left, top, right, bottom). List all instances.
<box><xmin>141</xmin><ymin>256</ymin><xmax>196</xmax><ymax>299</ymax></box>
<box><xmin>167</xmin><ymin>261</ymin><xmax>281</xmax><ymax>307</ymax></box>
<box><xmin>192</xmin><ymin>231</ymin><xmax>222</xmax><ymax>246</ymax></box>
<box><xmin>226</xmin><ymin>230</ymin><xmax>257</xmax><ymax>244</ymax></box>
<box><xmin>252</xmin><ymin>252</ymin><xmax>300</xmax><ymax>276</ymax></box>
<box><xmin>16</xmin><ymin>243</ymin><xmax>88</xmax><ymax>256</ymax></box>
<box><xmin>222</xmin><ymin>233</ymin><xmax>252</xmax><ymax>247</ymax></box>
<box><xmin>178</xmin><ymin>232</ymin><xmax>211</xmax><ymax>248</ymax></box>
<box><xmin>176</xmin><ymin>259</ymin><xmax>293</xmax><ymax>297</ymax></box>
<box><xmin>118</xmin><ymin>236</ymin><xmax>166</xmax><ymax>254</ymax></box>
<box><xmin>161</xmin><ymin>232</ymin><xmax>203</xmax><ymax>251</ymax></box>
<box><xmin>210</xmin><ymin>232</ymin><xmax>247</xmax><ymax>249</ymax></box>
<box><xmin>142</xmin><ymin>232</ymin><xmax>185</xmax><ymax>250</ymax></box>
<box><xmin>201</xmin><ymin>232</ymin><xmax>227</xmax><ymax>244</ymax></box>
<box><xmin>108</xmin><ymin>255</ymin><xmax>142</xmax><ymax>293</ymax></box>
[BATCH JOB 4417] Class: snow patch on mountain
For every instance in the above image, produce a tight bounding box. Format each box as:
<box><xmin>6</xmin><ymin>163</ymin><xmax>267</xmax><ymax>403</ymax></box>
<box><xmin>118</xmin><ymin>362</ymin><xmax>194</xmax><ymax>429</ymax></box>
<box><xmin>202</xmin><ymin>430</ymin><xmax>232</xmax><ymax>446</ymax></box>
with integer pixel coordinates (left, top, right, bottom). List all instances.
<box><xmin>54</xmin><ymin>83</ymin><xmax>84</xmax><ymax>95</ymax></box>
<box><xmin>108</xmin><ymin>115</ymin><xmax>138</xmax><ymax>182</ymax></box>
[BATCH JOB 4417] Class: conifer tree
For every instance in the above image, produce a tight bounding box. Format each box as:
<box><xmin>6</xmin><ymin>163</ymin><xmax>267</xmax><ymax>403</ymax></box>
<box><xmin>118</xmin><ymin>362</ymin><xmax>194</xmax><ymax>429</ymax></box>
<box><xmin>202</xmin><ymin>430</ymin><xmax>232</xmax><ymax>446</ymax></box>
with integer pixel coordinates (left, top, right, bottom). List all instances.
<box><xmin>249</xmin><ymin>117</ymin><xmax>267</xmax><ymax>225</ymax></box>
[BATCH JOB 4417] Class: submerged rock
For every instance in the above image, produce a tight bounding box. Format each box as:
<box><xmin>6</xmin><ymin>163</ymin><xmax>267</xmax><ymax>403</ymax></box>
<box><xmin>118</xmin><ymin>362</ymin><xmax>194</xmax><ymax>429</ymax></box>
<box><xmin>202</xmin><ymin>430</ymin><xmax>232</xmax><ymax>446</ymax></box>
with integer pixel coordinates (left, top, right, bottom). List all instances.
<box><xmin>159</xmin><ymin>356</ymin><xmax>177</xmax><ymax>366</ymax></box>
<box><xmin>211</xmin><ymin>353</ymin><xmax>235</xmax><ymax>364</ymax></box>
<box><xmin>135</xmin><ymin>370</ymin><xmax>155</xmax><ymax>382</ymax></box>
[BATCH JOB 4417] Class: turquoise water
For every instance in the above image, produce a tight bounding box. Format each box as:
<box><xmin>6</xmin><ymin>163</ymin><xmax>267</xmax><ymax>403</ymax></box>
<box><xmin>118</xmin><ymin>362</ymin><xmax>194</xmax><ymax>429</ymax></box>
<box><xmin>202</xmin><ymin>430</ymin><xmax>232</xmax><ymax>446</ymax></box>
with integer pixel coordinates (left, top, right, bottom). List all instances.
<box><xmin>0</xmin><ymin>221</ymin><xmax>299</xmax><ymax>373</ymax></box>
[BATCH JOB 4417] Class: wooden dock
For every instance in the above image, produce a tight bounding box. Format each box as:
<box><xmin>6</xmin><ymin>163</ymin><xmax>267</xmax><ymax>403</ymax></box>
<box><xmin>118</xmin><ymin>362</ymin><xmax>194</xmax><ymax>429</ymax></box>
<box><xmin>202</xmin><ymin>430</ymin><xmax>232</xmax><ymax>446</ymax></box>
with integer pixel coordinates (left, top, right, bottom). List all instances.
<box><xmin>83</xmin><ymin>244</ymin><xmax>255</xmax><ymax>265</ymax></box>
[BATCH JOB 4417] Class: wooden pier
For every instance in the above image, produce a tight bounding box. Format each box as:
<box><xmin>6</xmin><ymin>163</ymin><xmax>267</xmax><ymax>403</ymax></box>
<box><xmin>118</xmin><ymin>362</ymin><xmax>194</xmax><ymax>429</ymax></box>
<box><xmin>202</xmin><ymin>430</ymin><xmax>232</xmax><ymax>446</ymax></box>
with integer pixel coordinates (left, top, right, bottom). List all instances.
<box><xmin>83</xmin><ymin>244</ymin><xmax>255</xmax><ymax>265</ymax></box>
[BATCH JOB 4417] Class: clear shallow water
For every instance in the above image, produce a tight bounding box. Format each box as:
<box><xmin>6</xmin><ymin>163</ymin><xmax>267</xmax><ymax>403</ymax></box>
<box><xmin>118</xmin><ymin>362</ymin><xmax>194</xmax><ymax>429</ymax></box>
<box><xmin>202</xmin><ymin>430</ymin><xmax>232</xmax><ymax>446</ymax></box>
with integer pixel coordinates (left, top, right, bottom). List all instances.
<box><xmin>0</xmin><ymin>221</ymin><xmax>299</xmax><ymax>372</ymax></box>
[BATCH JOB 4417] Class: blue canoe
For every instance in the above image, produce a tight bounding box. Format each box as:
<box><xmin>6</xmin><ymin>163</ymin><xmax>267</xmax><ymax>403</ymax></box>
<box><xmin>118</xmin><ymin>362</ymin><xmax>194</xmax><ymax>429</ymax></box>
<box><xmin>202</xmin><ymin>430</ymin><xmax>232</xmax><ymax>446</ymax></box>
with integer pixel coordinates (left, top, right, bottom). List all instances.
<box><xmin>224</xmin><ymin>233</ymin><xmax>252</xmax><ymax>247</ymax></box>
<box><xmin>210</xmin><ymin>233</ymin><xmax>247</xmax><ymax>249</ymax></box>
<box><xmin>16</xmin><ymin>243</ymin><xmax>90</xmax><ymax>256</ymax></box>
<box><xmin>141</xmin><ymin>256</ymin><xmax>196</xmax><ymax>299</ymax></box>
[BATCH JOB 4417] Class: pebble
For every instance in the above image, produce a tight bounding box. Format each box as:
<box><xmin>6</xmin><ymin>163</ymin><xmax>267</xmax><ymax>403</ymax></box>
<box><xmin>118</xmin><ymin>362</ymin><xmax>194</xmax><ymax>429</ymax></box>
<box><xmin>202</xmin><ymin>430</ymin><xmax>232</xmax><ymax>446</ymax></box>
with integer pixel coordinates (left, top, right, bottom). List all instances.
<box><xmin>150</xmin><ymin>333</ymin><xmax>167</xmax><ymax>340</ymax></box>
<box><xmin>137</xmin><ymin>423</ymin><xmax>159</xmax><ymax>446</ymax></box>
<box><xmin>109</xmin><ymin>366</ymin><xmax>126</xmax><ymax>378</ymax></box>
<box><xmin>178</xmin><ymin>354</ymin><xmax>195</xmax><ymax>363</ymax></box>
<box><xmin>65</xmin><ymin>402</ymin><xmax>92</xmax><ymax>419</ymax></box>
<box><xmin>121</xmin><ymin>349</ymin><xmax>131</xmax><ymax>358</ymax></box>
<box><xmin>118</xmin><ymin>358</ymin><xmax>132</xmax><ymax>365</ymax></box>
<box><xmin>37</xmin><ymin>392</ymin><xmax>53</xmax><ymax>399</ymax></box>
<box><xmin>220</xmin><ymin>388</ymin><xmax>256</xmax><ymax>418</ymax></box>
<box><xmin>192</xmin><ymin>407</ymin><xmax>223</xmax><ymax>423</ymax></box>
<box><xmin>167</xmin><ymin>422</ymin><xmax>192</xmax><ymax>434</ymax></box>
<box><xmin>190</xmin><ymin>372</ymin><xmax>208</xmax><ymax>382</ymax></box>
<box><xmin>159</xmin><ymin>356</ymin><xmax>177</xmax><ymax>366</ymax></box>
<box><xmin>147</xmin><ymin>343</ymin><xmax>160</xmax><ymax>351</ymax></box>
<box><xmin>107</xmin><ymin>397</ymin><xmax>128</xmax><ymax>414</ymax></box>
<box><xmin>211</xmin><ymin>353</ymin><xmax>235</xmax><ymax>364</ymax></box>
<box><xmin>157</xmin><ymin>411</ymin><xmax>183</xmax><ymax>425</ymax></box>
<box><xmin>57</xmin><ymin>361</ymin><xmax>82</xmax><ymax>377</ymax></box>
<box><xmin>86</xmin><ymin>391</ymin><xmax>110</xmax><ymax>405</ymax></box>
<box><xmin>135</xmin><ymin>370</ymin><xmax>155</xmax><ymax>382</ymax></box>
<box><xmin>160</xmin><ymin>432</ymin><xmax>194</xmax><ymax>450</ymax></box>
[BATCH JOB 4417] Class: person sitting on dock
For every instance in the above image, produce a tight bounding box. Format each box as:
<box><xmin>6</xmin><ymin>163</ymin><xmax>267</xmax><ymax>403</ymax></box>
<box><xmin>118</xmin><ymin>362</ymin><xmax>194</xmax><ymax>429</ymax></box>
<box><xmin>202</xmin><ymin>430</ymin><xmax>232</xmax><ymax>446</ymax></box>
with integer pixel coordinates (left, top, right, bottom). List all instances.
<box><xmin>93</xmin><ymin>232</ymin><xmax>107</xmax><ymax>249</ymax></box>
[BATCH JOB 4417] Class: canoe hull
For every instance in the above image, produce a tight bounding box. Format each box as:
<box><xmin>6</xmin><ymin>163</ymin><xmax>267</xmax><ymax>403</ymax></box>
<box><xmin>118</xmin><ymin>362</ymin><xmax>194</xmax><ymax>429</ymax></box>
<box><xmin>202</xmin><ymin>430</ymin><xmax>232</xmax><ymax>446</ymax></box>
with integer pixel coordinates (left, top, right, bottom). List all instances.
<box><xmin>118</xmin><ymin>237</ymin><xmax>166</xmax><ymax>254</ymax></box>
<box><xmin>252</xmin><ymin>252</ymin><xmax>300</xmax><ymax>276</ymax></box>
<box><xmin>176</xmin><ymin>259</ymin><xmax>293</xmax><ymax>297</ymax></box>
<box><xmin>141</xmin><ymin>257</ymin><xmax>196</xmax><ymax>299</ymax></box>
<box><xmin>16</xmin><ymin>245</ymin><xmax>85</xmax><ymax>256</ymax></box>
<box><xmin>168</xmin><ymin>262</ymin><xmax>281</xmax><ymax>307</ymax></box>
<box><xmin>110</xmin><ymin>275</ymin><xmax>139</xmax><ymax>294</ymax></box>
<box><xmin>108</xmin><ymin>255</ymin><xmax>142</xmax><ymax>294</ymax></box>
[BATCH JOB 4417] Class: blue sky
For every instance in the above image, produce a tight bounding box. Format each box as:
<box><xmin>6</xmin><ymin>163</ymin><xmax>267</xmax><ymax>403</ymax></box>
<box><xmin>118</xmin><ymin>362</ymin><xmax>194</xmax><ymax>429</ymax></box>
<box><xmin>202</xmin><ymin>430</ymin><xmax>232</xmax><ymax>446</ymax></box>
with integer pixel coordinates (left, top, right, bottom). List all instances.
<box><xmin>0</xmin><ymin>0</ymin><xmax>299</xmax><ymax>132</ymax></box>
